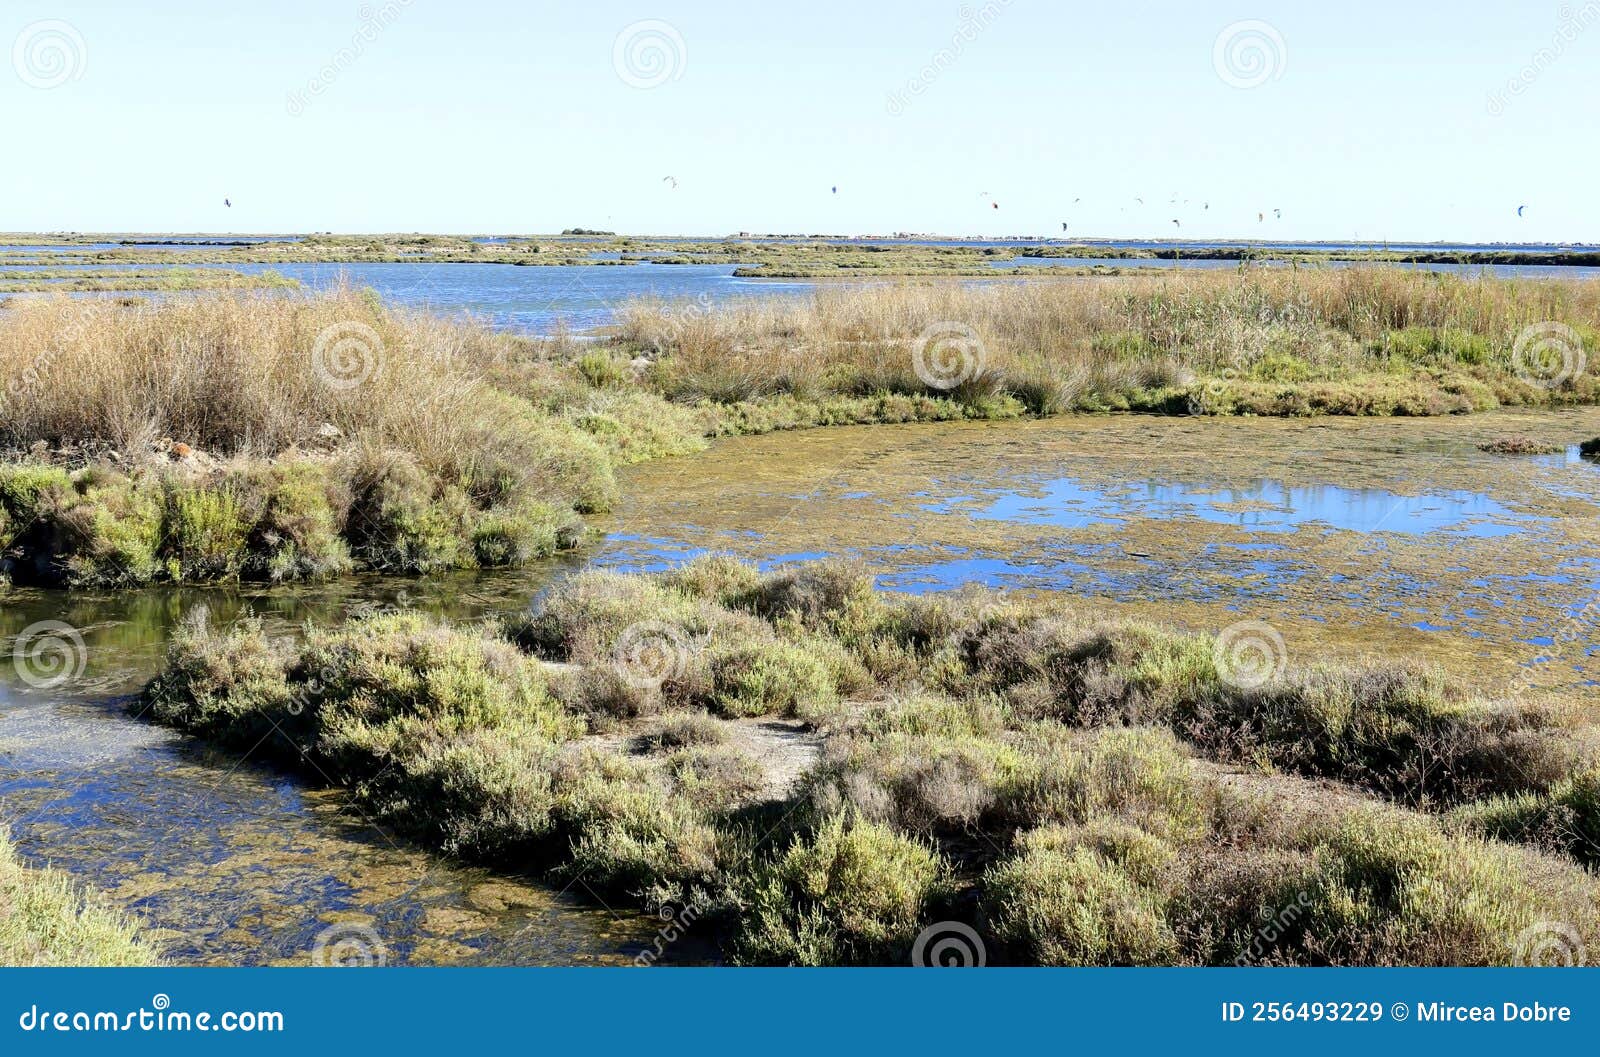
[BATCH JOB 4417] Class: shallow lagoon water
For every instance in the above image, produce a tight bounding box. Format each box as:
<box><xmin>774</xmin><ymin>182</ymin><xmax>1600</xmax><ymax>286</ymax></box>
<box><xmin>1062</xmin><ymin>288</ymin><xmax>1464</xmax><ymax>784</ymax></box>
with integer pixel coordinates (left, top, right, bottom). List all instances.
<box><xmin>5</xmin><ymin>409</ymin><xmax>1599</xmax><ymax>964</ymax></box>
<box><xmin>922</xmin><ymin>476</ymin><xmax>1537</xmax><ymax>537</ymax></box>
<box><xmin>0</xmin><ymin>569</ymin><xmax>676</xmax><ymax>966</ymax></box>
<box><xmin>8</xmin><ymin>237</ymin><xmax>1600</xmax><ymax>332</ymax></box>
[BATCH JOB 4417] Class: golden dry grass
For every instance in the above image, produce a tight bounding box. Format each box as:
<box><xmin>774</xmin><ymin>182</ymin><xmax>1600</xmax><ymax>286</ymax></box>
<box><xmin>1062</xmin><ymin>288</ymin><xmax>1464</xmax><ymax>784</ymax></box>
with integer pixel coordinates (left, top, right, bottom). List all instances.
<box><xmin>618</xmin><ymin>268</ymin><xmax>1600</xmax><ymax>412</ymax></box>
<box><xmin>0</xmin><ymin>286</ymin><xmax>533</xmax><ymax>469</ymax></box>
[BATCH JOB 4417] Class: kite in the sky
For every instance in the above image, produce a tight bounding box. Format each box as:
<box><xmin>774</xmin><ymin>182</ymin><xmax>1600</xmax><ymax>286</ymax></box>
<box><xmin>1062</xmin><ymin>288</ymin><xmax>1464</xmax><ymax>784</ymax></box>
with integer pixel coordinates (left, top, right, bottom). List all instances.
<box><xmin>1172</xmin><ymin>219</ymin><xmax>1181</xmax><ymax>227</ymax></box>
<box><xmin>1135</xmin><ymin>197</ymin><xmax>1144</xmax><ymax>205</ymax></box>
<box><xmin>831</xmin><ymin>186</ymin><xmax>838</xmax><ymax>194</ymax></box>
<box><xmin>1061</xmin><ymin>222</ymin><xmax>1069</xmax><ymax>231</ymax></box>
<box><xmin>1274</xmin><ymin>208</ymin><xmax>1282</xmax><ymax>219</ymax></box>
<box><xmin>992</xmin><ymin>201</ymin><xmax>999</xmax><ymax>210</ymax></box>
<box><xmin>1517</xmin><ymin>204</ymin><xmax>1527</xmax><ymax>217</ymax></box>
<box><xmin>224</xmin><ymin>198</ymin><xmax>231</xmax><ymax>208</ymax></box>
<box><xmin>1258</xmin><ymin>213</ymin><xmax>1265</xmax><ymax>222</ymax></box>
<box><xmin>663</xmin><ymin>176</ymin><xmax>678</xmax><ymax>189</ymax></box>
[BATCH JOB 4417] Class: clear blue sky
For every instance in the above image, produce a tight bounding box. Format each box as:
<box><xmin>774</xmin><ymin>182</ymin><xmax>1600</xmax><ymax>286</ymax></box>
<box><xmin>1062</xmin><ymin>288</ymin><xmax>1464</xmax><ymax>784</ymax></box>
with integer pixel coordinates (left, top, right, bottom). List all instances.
<box><xmin>4</xmin><ymin>1</ymin><xmax>1596</xmax><ymax>241</ymax></box>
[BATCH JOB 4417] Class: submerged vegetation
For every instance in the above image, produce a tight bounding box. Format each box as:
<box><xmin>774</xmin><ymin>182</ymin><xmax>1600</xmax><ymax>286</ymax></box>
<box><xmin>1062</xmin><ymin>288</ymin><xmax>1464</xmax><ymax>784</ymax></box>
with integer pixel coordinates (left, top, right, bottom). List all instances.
<box><xmin>1477</xmin><ymin>436</ymin><xmax>1564</xmax><ymax>455</ymax></box>
<box><xmin>3</xmin><ymin>268</ymin><xmax>1597</xmax><ymax>589</ymax></box>
<box><xmin>140</xmin><ymin>559</ymin><xmax>1600</xmax><ymax>965</ymax></box>
<box><xmin>0</xmin><ymin>837</ymin><xmax>157</xmax><ymax>966</ymax></box>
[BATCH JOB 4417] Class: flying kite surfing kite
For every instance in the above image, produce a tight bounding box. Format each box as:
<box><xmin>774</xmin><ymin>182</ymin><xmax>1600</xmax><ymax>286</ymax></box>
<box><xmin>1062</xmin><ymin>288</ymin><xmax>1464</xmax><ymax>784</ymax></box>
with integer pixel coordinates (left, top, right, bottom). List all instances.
<box><xmin>663</xmin><ymin>176</ymin><xmax>678</xmax><ymax>189</ymax></box>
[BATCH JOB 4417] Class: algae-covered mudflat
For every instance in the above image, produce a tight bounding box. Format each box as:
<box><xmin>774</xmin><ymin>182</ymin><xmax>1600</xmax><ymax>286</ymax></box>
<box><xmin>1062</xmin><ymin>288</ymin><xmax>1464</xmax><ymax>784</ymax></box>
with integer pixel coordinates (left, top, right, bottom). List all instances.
<box><xmin>4</xmin><ymin>266</ymin><xmax>1600</xmax><ymax>966</ymax></box>
<box><xmin>601</xmin><ymin>410</ymin><xmax>1600</xmax><ymax>699</ymax></box>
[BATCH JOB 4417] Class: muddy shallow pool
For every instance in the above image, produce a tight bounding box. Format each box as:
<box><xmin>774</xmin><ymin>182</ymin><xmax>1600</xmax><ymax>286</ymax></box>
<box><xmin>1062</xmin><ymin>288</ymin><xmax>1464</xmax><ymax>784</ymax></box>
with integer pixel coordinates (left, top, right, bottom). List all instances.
<box><xmin>599</xmin><ymin>409</ymin><xmax>1600</xmax><ymax>699</ymax></box>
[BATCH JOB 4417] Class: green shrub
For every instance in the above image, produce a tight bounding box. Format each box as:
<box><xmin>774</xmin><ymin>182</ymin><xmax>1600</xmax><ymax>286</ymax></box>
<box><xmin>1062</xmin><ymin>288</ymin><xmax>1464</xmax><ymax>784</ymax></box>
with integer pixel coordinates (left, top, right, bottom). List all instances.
<box><xmin>234</xmin><ymin>461</ymin><xmax>350</xmax><ymax>581</ymax></box>
<box><xmin>707</xmin><ymin>640</ymin><xmax>836</xmax><ymax>718</ymax></box>
<box><xmin>342</xmin><ymin>449</ymin><xmax>470</xmax><ymax>574</ymax></box>
<box><xmin>159</xmin><ymin>483</ymin><xmax>251</xmax><ymax>581</ymax></box>
<box><xmin>733</xmin><ymin>813</ymin><xmax>947</xmax><ymax>965</ymax></box>
<box><xmin>1451</xmin><ymin>767</ymin><xmax>1600</xmax><ymax>865</ymax></box>
<box><xmin>0</xmin><ymin>464</ymin><xmax>70</xmax><ymax>519</ymax></box>
<box><xmin>983</xmin><ymin>837</ymin><xmax>1179</xmax><ymax>965</ymax></box>
<box><xmin>471</xmin><ymin>500</ymin><xmax>571</xmax><ymax>567</ymax></box>
<box><xmin>0</xmin><ymin>838</ymin><xmax>158</xmax><ymax>966</ymax></box>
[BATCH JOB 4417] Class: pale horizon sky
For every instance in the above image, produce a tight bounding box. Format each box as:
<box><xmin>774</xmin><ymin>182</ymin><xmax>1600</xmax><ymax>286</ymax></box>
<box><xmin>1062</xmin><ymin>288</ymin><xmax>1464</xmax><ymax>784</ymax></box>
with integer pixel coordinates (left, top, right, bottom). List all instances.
<box><xmin>4</xmin><ymin>1</ymin><xmax>1598</xmax><ymax>242</ymax></box>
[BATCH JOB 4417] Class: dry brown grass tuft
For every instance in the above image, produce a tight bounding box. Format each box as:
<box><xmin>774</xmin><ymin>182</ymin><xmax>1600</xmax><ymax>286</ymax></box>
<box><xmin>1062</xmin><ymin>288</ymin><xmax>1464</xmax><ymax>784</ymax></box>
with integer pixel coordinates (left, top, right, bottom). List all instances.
<box><xmin>618</xmin><ymin>269</ymin><xmax>1600</xmax><ymax>413</ymax></box>
<box><xmin>0</xmin><ymin>285</ymin><xmax>530</xmax><ymax>469</ymax></box>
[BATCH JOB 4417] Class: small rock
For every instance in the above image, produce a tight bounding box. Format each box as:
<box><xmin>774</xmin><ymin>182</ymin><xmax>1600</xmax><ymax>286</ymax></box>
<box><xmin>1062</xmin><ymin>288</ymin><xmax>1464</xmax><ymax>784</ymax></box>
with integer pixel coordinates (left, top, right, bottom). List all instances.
<box><xmin>317</xmin><ymin>423</ymin><xmax>342</xmax><ymax>440</ymax></box>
